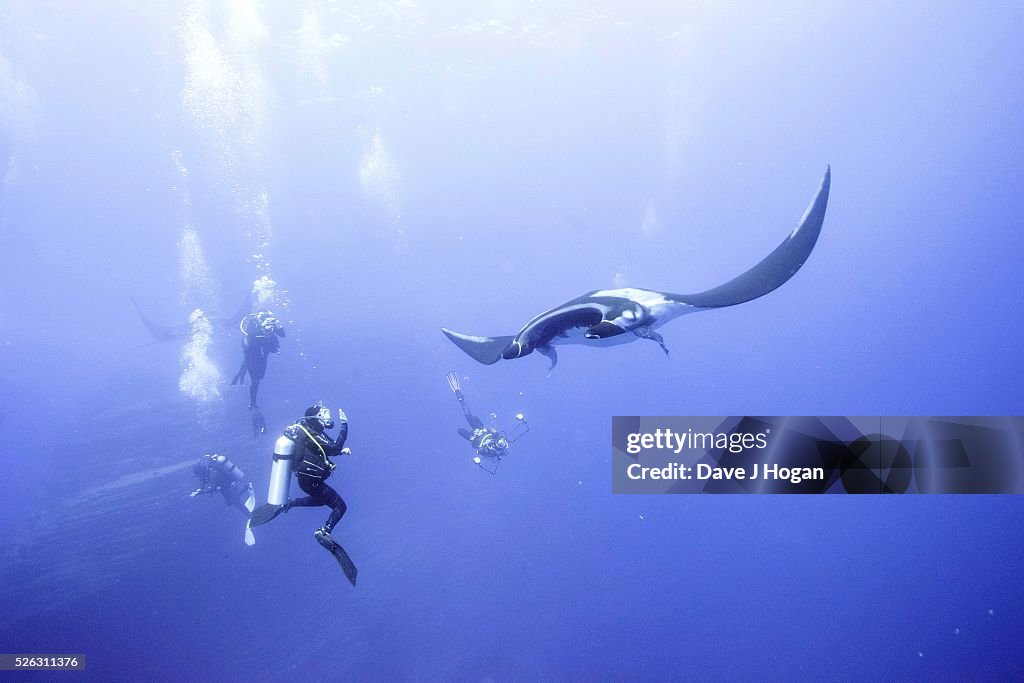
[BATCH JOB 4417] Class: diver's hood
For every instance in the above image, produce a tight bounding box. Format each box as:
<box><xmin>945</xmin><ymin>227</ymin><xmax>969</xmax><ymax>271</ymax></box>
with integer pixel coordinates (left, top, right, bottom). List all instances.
<box><xmin>303</xmin><ymin>403</ymin><xmax>334</xmax><ymax>430</ymax></box>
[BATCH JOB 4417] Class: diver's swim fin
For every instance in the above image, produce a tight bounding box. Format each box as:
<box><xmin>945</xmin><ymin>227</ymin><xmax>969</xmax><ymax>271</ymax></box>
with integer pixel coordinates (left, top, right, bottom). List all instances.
<box><xmin>314</xmin><ymin>528</ymin><xmax>358</xmax><ymax>586</ymax></box>
<box><xmin>244</xmin><ymin>521</ymin><xmax>256</xmax><ymax>547</ymax></box>
<box><xmin>446</xmin><ymin>371</ymin><xmax>464</xmax><ymax>399</ymax></box>
<box><xmin>250</xmin><ymin>406</ymin><xmax>266</xmax><ymax>436</ymax></box>
<box><xmin>249</xmin><ymin>503</ymin><xmax>285</xmax><ymax>527</ymax></box>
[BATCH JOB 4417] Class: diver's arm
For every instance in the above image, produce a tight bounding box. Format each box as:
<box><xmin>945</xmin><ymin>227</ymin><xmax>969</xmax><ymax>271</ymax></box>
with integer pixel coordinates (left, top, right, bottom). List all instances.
<box><xmin>327</xmin><ymin>427</ymin><xmax>349</xmax><ymax>454</ymax></box>
<box><xmin>190</xmin><ymin>483</ymin><xmax>215</xmax><ymax>497</ymax></box>
<box><xmin>324</xmin><ymin>410</ymin><xmax>350</xmax><ymax>455</ymax></box>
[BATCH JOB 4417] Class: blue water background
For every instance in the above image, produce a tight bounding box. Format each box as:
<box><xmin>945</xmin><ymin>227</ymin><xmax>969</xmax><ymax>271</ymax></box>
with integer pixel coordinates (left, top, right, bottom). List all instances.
<box><xmin>1</xmin><ymin>1</ymin><xmax>1022</xmax><ymax>680</ymax></box>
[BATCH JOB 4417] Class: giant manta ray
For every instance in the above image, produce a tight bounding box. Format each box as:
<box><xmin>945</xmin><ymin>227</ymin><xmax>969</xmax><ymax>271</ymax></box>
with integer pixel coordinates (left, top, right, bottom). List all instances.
<box><xmin>130</xmin><ymin>293</ymin><xmax>253</xmax><ymax>345</ymax></box>
<box><xmin>442</xmin><ymin>166</ymin><xmax>830</xmax><ymax>371</ymax></box>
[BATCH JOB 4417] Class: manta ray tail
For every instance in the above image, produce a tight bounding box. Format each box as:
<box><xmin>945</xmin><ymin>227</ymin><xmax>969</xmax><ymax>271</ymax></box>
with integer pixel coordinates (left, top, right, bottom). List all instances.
<box><xmin>669</xmin><ymin>166</ymin><xmax>831</xmax><ymax>308</ymax></box>
<box><xmin>441</xmin><ymin>328</ymin><xmax>514</xmax><ymax>365</ymax></box>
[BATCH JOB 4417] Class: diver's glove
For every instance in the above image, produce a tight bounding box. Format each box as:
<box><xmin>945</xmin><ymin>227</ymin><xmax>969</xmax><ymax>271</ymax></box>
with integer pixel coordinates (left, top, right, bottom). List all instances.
<box><xmin>340</xmin><ymin>447</ymin><xmax>352</xmax><ymax>456</ymax></box>
<box><xmin>337</xmin><ymin>408</ymin><xmax>348</xmax><ymax>424</ymax></box>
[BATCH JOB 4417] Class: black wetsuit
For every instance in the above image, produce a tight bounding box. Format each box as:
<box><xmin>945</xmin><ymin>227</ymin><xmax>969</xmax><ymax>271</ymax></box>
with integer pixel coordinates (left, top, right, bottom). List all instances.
<box><xmin>192</xmin><ymin>456</ymin><xmax>251</xmax><ymax>514</ymax></box>
<box><xmin>456</xmin><ymin>397</ymin><xmax>506</xmax><ymax>459</ymax></box>
<box><xmin>285</xmin><ymin>417</ymin><xmax>349</xmax><ymax>532</ymax></box>
<box><xmin>231</xmin><ymin>315</ymin><xmax>285</xmax><ymax>406</ymax></box>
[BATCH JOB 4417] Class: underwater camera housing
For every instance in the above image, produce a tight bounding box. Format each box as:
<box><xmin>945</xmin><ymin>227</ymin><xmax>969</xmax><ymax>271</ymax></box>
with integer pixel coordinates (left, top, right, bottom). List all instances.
<box><xmin>473</xmin><ymin>414</ymin><xmax>530</xmax><ymax>474</ymax></box>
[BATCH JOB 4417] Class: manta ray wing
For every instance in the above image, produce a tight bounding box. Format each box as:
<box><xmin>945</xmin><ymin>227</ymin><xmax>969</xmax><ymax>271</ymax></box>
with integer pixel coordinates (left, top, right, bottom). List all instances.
<box><xmin>668</xmin><ymin>166</ymin><xmax>830</xmax><ymax>308</ymax></box>
<box><xmin>441</xmin><ymin>328</ymin><xmax>515</xmax><ymax>365</ymax></box>
<box><xmin>132</xmin><ymin>292</ymin><xmax>253</xmax><ymax>343</ymax></box>
<box><xmin>130</xmin><ymin>296</ymin><xmax>185</xmax><ymax>343</ymax></box>
<box><xmin>208</xmin><ymin>291</ymin><xmax>255</xmax><ymax>330</ymax></box>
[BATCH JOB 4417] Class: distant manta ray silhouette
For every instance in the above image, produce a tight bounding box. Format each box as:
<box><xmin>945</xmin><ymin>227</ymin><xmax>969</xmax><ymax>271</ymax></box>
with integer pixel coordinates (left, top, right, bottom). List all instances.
<box><xmin>131</xmin><ymin>293</ymin><xmax>253</xmax><ymax>346</ymax></box>
<box><xmin>442</xmin><ymin>166</ymin><xmax>831</xmax><ymax>372</ymax></box>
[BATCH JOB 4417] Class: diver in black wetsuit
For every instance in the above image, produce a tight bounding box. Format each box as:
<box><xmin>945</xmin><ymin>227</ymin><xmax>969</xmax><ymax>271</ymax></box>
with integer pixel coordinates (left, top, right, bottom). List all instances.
<box><xmin>284</xmin><ymin>404</ymin><xmax>351</xmax><ymax>535</ymax></box>
<box><xmin>191</xmin><ymin>453</ymin><xmax>255</xmax><ymax>514</ymax></box>
<box><xmin>249</xmin><ymin>403</ymin><xmax>358</xmax><ymax>583</ymax></box>
<box><xmin>446</xmin><ymin>371</ymin><xmax>528</xmax><ymax>473</ymax></box>
<box><xmin>230</xmin><ymin>311</ymin><xmax>285</xmax><ymax>434</ymax></box>
<box><xmin>191</xmin><ymin>453</ymin><xmax>257</xmax><ymax>545</ymax></box>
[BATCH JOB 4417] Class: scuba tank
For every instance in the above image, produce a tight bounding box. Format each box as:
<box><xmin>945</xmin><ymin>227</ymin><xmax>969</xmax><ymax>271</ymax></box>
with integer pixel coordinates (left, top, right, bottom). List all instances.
<box><xmin>210</xmin><ymin>454</ymin><xmax>246</xmax><ymax>483</ymax></box>
<box><xmin>267</xmin><ymin>432</ymin><xmax>296</xmax><ymax>506</ymax></box>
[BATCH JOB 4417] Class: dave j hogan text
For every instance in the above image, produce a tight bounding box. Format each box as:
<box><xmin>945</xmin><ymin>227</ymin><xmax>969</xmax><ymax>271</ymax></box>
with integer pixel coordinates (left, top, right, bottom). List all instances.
<box><xmin>625</xmin><ymin>462</ymin><xmax>824</xmax><ymax>485</ymax></box>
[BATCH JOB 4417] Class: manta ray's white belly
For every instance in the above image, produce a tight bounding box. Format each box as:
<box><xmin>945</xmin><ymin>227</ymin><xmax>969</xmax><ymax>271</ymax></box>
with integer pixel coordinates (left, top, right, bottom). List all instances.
<box><xmin>548</xmin><ymin>304</ymin><xmax>703</xmax><ymax>349</ymax></box>
<box><xmin>589</xmin><ymin>288</ymin><xmax>700</xmax><ymax>330</ymax></box>
<box><xmin>589</xmin><ymin>287</ymin><xmax>669</xmax><ymax>306</ymax></box>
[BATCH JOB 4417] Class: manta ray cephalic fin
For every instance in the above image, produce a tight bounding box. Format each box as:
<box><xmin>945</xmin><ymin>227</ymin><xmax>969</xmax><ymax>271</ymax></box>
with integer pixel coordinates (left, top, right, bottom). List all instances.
<box><xmin>537</xmin><ymin>345</ymin><xmax>558</xmax><ymax>376</ymax></box>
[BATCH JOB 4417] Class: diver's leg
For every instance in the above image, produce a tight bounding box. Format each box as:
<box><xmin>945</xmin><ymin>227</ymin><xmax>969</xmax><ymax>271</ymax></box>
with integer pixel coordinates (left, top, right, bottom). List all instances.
<box><xmin>290</xmin><ymin>476</ymin><xmax>328</xmax><ymax>509</ymax></box>
<box><xmin>230</xmin><ymin>482</ymin><xmax>254</xmax><ymax>514</ymax></box>
<box><xmin>294</xmin><ymin>478</ymin><xmax>346</xmax><ymax>531</ymax></box>
<box><xmin>248</xmin><ymin>351</ymin><xmax>268</xmax><ymax>406</ymax></box>
<box><xmin>311</xmin><ymin>491</ymin><xmax>357</xmax><ymax>585</ymax></box>
<box><xmin>462</xmin><ymin>404</ymin><xmax>484</xmax><ymax>430</ymax></box>
<box><xmin>249</xmin><ymin>403</ymin><xmax>266</xmax><ymax>435</ymax></box>
<box><xmin>319</xmin><ymin>484</ymin><xmax>347</xmax><ymax>533</ymax></box>
<box><xmin>461</xmin><ymin>401</ymin><xmax>478</xmax><ymax>425</ymax></box>
<box><xmin>457</xmin><ymin>428</ymin><xmax>473</xmax><ymax>441</ymax></box>
<box><xmin>231</xmin><ymin>359</ymin><xmax>247</xmax><ymax>385</ymax></box>
<box><xmin>451</xmin><ymin>376</ymin><xmax>485</xmax><ymax>428</ymax></box>
<box><xmin>287</xmin><ymin>491</ymin><xmax>317</xmax><ymax>508</ymax></box>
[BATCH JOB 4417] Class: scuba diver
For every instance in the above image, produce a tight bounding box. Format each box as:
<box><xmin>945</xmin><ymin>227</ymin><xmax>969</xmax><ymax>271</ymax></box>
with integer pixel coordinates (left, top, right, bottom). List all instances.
<box><xmin>230</xmin><ymin>310</ymin><xmax>285</xmax><ymax>436</ymax></box>
<box><xmin>447</xmin><ymin>371</ymin><xmax>529</xmax><ymax>474</ymax></box>
<box><xmin>190</xmin><ymin>453</ymin><xmax>257</xmax><ymax>546</ymax></box>
<box><xmin>249</xmin><ymin>403</ymin><xmax>358</xmax><ymax>585</ymax></box>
